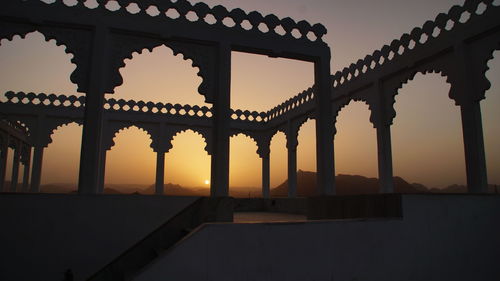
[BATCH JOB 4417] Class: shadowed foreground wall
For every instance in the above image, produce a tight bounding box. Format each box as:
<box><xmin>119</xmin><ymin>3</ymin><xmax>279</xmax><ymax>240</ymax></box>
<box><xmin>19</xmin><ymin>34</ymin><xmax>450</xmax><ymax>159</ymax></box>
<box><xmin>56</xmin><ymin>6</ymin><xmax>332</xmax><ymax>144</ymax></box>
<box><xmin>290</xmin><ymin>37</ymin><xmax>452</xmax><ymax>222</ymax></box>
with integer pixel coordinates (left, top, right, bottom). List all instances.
<box><xmin>0</xmin><ymin>194</ymin><xmax>199</xmax><ymax>281</ymax></box>
<box><xmin>135</xmin><ymin>195</ymin><xmax>500</xmax><ymax>281</ymax></box>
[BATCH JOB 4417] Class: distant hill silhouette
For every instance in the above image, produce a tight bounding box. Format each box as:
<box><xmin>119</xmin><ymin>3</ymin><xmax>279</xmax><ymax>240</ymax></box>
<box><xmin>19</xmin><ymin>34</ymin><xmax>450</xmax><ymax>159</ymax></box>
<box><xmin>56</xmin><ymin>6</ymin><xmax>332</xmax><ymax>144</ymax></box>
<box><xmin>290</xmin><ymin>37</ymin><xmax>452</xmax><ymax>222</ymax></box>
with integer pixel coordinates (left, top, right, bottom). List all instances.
<box><xmin>270</xmin><ymin>170</ymin><xmax>424</xmax><ymax>197</ymax></box>
<box><xmin>4</xmin><ymin>176</ymin><xmax>496</xmax><ymax>196</ymax></box>
<box><xmin>270</xmin><ymin>170</ymin><xmax>499</xmax><ymax>196</ymax></box>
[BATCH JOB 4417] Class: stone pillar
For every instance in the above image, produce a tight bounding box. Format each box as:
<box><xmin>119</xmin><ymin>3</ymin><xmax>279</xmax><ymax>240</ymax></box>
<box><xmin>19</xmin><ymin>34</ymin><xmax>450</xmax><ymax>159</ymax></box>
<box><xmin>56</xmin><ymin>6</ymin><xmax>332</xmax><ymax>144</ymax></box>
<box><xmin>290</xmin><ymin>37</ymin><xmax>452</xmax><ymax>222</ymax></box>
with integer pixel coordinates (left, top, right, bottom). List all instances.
<box><xmin>155</xmin><ymin>151</ymin><xmax>165</xmax><ymax>195</ymax></box>
<box><xmin>22</xmin><ymin>146</ymin><xmax>31</xmax><ymax>192</ymax></box>
<box><xmin>30</xmin><ymin>144</ymin><xmax>44</xmax><ymax>192</ymax></box>
<box><xmin>452</xmin><ymin>44</ymin><xmax>488</xmax><ymax>193</ymax></box>
<box><xmin>97</xmin><ymin>149</ymin><xmax>107</xmax><ymax>193</ymax></box>
<box><xmin>210</xmin><ymin>44</ymin><xmax>231</xmax><ymax>197</ymax></box>
<box><xmin>376</xmin><ymin>124</ymin><xmax>394</xmax><ymax>193</ymax></box>
<box><xmin>314</xmin><ymin>53</ymin><xmax>335</xmax><ymax>195</ymax></box>
<box><xmin>374</xmin><ymin>83</ymin><xmax>395</xmax><ymax>193</ymax></box>
<box><xmin>10</xmin><ymin>143</ymin><xmax>20</xmax><ymax>192</ymax></box>
<box><xmin>460</xmin><ymin>101</ymin><xmax>488</xmax><ymax>193</ymax></box>
<box><xmin>0</xmin><ymin>137</ymin><xmax>8</xmax><ymax>192</ymax></box>
<box><xmin>287</xmin><ymin>131</ymin><xmax>298</xmax><ymax>198</ymax></box>
<box><xmin>261</xmin><ymin>150</ymin><xmax>270</xmax><ymax>198</ymax></box>
<box><xmin>78</xmin><ymin>27</ymin><xmax>109</xmax><ymax>194</ymax></box>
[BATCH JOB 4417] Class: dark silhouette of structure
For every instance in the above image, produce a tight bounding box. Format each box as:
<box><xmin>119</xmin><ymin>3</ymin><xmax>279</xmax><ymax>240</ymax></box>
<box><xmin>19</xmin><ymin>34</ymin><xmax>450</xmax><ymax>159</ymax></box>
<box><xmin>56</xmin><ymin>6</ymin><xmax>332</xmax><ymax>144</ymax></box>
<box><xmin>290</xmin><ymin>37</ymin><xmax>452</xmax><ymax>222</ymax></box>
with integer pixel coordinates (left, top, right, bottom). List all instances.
<box><xmin>0</xmin><ymin>0</ymin><xmax>499</xmax><ymax>280</ymax></box>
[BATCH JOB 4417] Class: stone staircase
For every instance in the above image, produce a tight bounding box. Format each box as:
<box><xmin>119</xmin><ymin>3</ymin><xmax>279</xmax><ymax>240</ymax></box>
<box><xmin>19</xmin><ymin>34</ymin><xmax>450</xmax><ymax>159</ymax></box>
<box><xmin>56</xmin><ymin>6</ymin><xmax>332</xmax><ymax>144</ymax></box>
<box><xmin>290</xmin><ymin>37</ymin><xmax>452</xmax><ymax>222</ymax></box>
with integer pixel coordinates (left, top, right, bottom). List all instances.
<box><xmin>87</xmin><ymin>197</ymin><xmax>233</xmax><ymax>281</ymax></box>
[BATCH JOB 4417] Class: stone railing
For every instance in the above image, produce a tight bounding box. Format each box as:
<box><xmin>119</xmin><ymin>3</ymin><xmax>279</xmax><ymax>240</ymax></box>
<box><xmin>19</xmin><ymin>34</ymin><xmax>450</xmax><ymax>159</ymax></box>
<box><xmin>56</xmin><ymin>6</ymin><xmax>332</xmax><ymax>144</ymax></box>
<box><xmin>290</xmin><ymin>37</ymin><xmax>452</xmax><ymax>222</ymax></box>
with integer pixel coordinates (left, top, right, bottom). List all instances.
<box><xmin>2</xmin><ymin>91</ymin><xmax>272</xmax><ymax>123</ymax></box>
<box><xmin>331</xmin><ymin>0</ymin><xmax>497</xmax><ymax>88</ymax></box>
<box><xmin>34</xmin><ymin>0</ymin><xmax>327</xmax><ymax>42</ymax></box>
<box><xmin>266</xmin><ymin>87</ymin><xmax>315</xmax><ymax>121</ymax></box>
<box><xmin>230</xmin><ymin>109</ymin><xmax>267</xmax><ymax>123</ymax></box>
<box><xmin>3</xmin><ymin>91</ymin><xmax>85</xmax><ymax>108</ymax></box>
<box><xmin>104</xmin><ymin>98</ymin><xmax>213</xmax><ymax>118</ymax></box>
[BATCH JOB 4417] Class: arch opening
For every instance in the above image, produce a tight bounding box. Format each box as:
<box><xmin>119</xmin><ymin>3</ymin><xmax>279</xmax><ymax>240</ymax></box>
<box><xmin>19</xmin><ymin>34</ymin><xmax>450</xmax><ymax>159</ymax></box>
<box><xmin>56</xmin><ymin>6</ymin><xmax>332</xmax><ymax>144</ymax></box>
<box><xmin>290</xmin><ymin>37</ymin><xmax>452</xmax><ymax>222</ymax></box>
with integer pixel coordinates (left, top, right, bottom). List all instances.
<box><xmin>392</xmin><ymin>72</ymin><xmax>465</xmax><ymax>191</ymax></box>
<box><xmin>269</xmin><ymin>131</ymin><xmax>287</xmax><ymax>197</ymax></box>
<box><xmin>113</xmin><ymin>45</ymin><xmax>207</xmax><ymax>106</ymax></box>
<box><xmin>165</xmin><ymin>129</ymin><xmax>210</xmax><ymax>196</ymax></box>
<box><xmin>334</xmin><ymin>100</ymin><xmax>378</xmax><ymax>194</ymax></box>
<box><xmin>295</xmin><ymin>118</ymin><xmax>316</xmax><ymax>197</ymax></box>
<box><xmin>229</xmin><ymin>133</ymin><xmax>261</xmax><ymax>198</ymax></box>
<box><xmin>482</xmin><ymin>50</ymin><xmax>500</xmax><ymax>190</ymax></box>
<box><xmin>41</xmin><ymin>122</ymin><xmax>82</xmax><ymax>193</ymax></box>
<box><xmin>0</xmin><ymin>31</ymin><xmax>80</xmax><ymax>101</ymax></box>
<box><xmin>230</xmin><ymin>51</ymin><xmax>314</xmax><ymax>113</ymax></box>
<box><xmin>104</xmin><ymin>126</ymin><xmax>155</xmax><ymax>194</ymax></box>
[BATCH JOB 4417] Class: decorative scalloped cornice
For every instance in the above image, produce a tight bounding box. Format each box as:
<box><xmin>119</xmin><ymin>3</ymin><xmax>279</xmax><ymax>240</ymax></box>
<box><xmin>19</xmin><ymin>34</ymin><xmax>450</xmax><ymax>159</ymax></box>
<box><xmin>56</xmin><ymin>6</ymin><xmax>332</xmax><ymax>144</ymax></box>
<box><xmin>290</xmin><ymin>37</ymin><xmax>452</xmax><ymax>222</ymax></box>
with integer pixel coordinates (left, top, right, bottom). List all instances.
<box><xmin>26</xmin><ymin>0</ymin><xmax>327</xmax><ymax>43</ymax></box>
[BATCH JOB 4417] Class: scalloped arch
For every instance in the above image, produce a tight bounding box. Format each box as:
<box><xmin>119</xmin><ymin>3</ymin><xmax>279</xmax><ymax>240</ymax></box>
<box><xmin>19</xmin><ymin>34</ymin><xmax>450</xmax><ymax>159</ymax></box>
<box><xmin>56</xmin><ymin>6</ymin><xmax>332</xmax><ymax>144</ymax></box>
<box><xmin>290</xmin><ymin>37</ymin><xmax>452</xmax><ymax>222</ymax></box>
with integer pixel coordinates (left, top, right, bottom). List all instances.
<box><xmin>286</xmin><ymin>115</ymin><xmax>315</xmax><ymax>149</ymax></box>
<box><xmin>0</xmin><ymin>25</ymin><xmax>91</xmax><ymax>93</ymax></box>
<box><xmin>229</xmin><ymin>132</ymin><xmax>259</xmax><ymax>146</ymax></box>
<box><xmin>479</xmin><ymin>46</ymin><xmax>500</xmax><ymax>97</ymax></box>
<box><xmin>108</xmin><ymin>35</ymin><xmax>215</xmax><ymax>102</ymax></box>
<box><xmin>393</xmin><ymin>69</ymin><xmax>451</xmax><ymax>98</ymax></box>
<box><xmin>296</xmin><ymin>116</ymin><xmax>315</xmax><ymax>135</ymax></box>
<box><xmin>385</xmin><ymin>67</ymin><xmax>452</xmax><ymax>125</ymax></box>
<box><xmin>106</xmin><ymin>124</ymin><xmax>155</xmax><ymax>151</ymax></box>
<box><xmin>46</xmin><ymin>120</ymin><xmax>83</xmax><ymax>147</ymax></box>
<box><xmin>170</xmin><ymin>128</ymin><xmax>211</xmax><ymax>155</ymax></box>
<box><xmin>332</xmin><ymin>97</ymin><xmax>372</xmax><ymax>131</ymax></box>
<box><xmin>270</xmin><ymin>129</ymin><xmax>287</xmax><ymax>142</ymax></box>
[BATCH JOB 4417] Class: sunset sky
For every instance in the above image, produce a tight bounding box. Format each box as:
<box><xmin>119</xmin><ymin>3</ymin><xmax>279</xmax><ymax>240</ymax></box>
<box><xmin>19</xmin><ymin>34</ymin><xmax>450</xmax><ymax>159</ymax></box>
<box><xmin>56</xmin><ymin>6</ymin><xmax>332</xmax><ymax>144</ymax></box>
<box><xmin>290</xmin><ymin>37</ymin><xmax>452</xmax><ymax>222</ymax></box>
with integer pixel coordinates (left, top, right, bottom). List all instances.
<box><xmin>1</xmin><ymin>0</ymin><xmax>498</xmax><ymax>191</ymax></box>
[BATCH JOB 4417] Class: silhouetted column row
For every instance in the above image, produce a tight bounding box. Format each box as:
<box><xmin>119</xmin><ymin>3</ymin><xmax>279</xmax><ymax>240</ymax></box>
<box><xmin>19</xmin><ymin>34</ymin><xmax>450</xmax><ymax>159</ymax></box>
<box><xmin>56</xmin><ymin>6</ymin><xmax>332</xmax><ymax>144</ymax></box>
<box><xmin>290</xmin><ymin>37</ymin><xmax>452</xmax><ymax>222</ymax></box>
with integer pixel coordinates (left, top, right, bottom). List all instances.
<box><xmin>22</xmin><ymin>147</ymin><xmax>31</xmax><ymax>192</ymax></box>
<box><xmin>30</xmin><ymin>144</ymin><xmax>44</xmax><ymax>192</ymax></box>
<box><xmin>0</xmin><ymin>135</ymin><xmax>9</xmax><ymax>192</ymax></box>
<box><xmin>0</xmin><ymin>136</ymin><xmax>33</xmax><ymax>193</ymax></box>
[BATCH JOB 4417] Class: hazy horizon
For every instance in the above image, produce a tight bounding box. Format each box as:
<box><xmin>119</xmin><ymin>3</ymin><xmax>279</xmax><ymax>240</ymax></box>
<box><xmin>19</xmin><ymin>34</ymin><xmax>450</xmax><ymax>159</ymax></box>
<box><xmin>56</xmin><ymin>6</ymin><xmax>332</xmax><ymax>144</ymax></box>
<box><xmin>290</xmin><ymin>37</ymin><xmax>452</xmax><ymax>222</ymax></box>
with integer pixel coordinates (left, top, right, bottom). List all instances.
<box><xmin>1</xmin><ymin>0</ymin><xmax>499</xmax><ymax>190</ymax></box>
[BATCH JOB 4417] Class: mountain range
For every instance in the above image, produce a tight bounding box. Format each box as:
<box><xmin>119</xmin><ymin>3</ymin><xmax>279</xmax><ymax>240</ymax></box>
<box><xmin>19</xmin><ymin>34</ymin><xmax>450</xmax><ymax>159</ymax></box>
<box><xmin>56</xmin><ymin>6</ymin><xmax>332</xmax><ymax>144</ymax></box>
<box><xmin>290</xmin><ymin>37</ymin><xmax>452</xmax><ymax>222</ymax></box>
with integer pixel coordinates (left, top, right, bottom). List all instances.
<box><xmin>31</xmin><ymin>170</ymin><xmax>499</xmax><ymax>197</ymax></box>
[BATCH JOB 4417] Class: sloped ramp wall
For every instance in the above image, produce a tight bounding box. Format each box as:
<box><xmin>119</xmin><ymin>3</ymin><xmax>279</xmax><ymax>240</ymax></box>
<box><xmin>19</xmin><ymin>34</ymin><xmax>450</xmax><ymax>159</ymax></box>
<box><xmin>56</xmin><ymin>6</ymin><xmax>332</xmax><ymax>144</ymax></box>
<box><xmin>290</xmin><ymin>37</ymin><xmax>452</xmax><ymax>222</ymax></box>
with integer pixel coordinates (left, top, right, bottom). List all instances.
<box><xmin>0</xmin><ymin>194</ymin><xmax>199</xmax><ymax>281</ymax></box>
<box><xmin>134</xmin><ymin>194</ymin><xmax>500</xmax><ymax>281</ymax></box>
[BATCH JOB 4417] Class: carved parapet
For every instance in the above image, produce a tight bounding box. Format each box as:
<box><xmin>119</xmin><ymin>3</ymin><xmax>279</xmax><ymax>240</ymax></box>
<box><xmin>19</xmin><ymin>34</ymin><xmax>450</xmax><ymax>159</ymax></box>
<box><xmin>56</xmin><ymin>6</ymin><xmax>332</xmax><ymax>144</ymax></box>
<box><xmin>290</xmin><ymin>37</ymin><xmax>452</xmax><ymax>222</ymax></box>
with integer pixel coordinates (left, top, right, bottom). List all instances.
<box><xmin>3</xmin><ymin>91</ymin><xmax>85</xmax><ymax>108</ymax></box>
<box><xmin>105</xmin><ymin>98</ymin><xmax>213</xmax><ymax>118</ymax></box>
<box><xmin>230</xmin><ymin>109</ymin><xmax>267</xmax><ymax>123</ymax></box>
<box><xmin>26</xmin><ymin>0</ymin><xmax>326</xmax><ymax>43</ymax></box>
<box><xmin>331</xmin><ymin>0</ymin><xmax>497</xmax><ymax>89</ymax></box>
<box><xmin>266</xmin><ymin>87</ymin><xmax>315</xmax><ymax>121</ymax></box>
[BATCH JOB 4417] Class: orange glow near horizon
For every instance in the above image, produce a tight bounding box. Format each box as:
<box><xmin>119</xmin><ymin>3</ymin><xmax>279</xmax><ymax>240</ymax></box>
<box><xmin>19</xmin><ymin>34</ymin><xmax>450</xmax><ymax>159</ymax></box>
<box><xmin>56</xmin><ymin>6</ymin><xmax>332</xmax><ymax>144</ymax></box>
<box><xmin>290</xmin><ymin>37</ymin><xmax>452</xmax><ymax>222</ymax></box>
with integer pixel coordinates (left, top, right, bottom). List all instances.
<box><xmin>1</xmin><ymin>0</ymin><xmax>499</xmax><ymax>190</ymax></box>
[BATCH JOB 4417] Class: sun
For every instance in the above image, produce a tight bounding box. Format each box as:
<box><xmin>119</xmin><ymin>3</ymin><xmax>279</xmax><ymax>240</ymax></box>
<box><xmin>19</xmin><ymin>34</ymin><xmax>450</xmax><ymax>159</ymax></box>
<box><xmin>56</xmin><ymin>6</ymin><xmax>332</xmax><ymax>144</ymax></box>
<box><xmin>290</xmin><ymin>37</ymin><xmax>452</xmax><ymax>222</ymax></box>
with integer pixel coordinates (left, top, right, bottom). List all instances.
<box><xmin>204</xmin><ymin>179</ymin><xmax>210</xmax><ymax>185</ymax></box>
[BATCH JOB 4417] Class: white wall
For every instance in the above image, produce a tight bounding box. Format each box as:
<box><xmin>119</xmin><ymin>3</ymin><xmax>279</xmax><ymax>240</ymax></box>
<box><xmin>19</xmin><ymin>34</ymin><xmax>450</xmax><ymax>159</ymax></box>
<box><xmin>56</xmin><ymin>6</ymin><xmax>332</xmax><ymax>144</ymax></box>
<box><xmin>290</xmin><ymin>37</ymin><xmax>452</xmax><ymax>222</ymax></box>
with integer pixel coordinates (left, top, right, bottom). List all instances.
<box><xmin>134</xmin><ymin>195</ymin><xmax>500</xmax><ymax>281</ymax></box>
